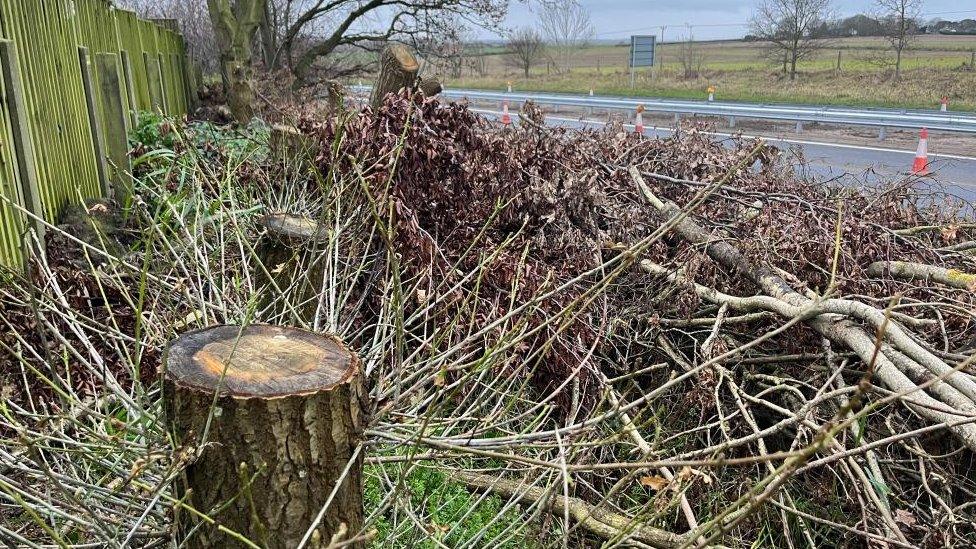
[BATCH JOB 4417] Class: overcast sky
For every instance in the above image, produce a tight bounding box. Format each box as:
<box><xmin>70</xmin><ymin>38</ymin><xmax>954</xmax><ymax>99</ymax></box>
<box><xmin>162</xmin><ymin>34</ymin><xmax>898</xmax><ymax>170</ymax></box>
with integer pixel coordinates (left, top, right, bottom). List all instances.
<box><xmin>493</xmin><ymin>1</ymin><xmax>976</xmax><ymax>42</ymax></box>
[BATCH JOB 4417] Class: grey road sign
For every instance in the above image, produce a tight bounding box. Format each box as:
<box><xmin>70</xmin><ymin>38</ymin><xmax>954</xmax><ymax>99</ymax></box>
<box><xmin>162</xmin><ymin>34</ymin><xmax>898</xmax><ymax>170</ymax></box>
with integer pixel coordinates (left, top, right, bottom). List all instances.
<box><xmin>629</xmin><ymin>35</ymin><xmax>656</xmax><ymax>68</ymax></box>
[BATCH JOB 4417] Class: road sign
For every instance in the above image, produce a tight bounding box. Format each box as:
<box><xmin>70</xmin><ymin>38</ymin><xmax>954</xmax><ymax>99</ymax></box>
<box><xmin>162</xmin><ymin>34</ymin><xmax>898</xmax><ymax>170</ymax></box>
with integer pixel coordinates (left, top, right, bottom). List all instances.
<box><xmin>629</xmin><ymin>35</ymin><xmax>656</xmax><ymax>68</ymax></box>
<box><xmin>629</xmin><ymin>35</ymin><xmax>656</xmax><ymax>88</ymax></box>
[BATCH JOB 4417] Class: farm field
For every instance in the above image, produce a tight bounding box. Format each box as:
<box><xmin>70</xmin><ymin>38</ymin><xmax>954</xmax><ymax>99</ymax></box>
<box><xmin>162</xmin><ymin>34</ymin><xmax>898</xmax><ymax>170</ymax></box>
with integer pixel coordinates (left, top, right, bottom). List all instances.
<box><xmin>444</xmin><ymin>35</ymin><xmax>976</xmax><ymax>111</ymax></box>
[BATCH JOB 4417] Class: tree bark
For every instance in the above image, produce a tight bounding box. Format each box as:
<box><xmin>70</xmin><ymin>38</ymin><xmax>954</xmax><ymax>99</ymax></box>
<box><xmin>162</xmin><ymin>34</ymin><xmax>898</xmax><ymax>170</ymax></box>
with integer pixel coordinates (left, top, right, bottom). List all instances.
<box><xmin>867</xmin><ymin>261</ymin><xmax>976</xmax><ymax>291</ymax></box>
<box><xmin>369</xmin><ymin>43</ymin><xmax>419</xmax><ymax>110</ymax></box>
<box><xmin>207</xmin><ymin>0</ymin><xmax>266</xmax><ymax>122</ymax></box>
<box><xmin>163</xmin><ymin>324</ymin><xmax>366</xmax><ymax>549</ymax></box>
<box><xmin>254</xmin><ymin>213</ymin><xmax>330</xmax><ymax>325</ymax></box>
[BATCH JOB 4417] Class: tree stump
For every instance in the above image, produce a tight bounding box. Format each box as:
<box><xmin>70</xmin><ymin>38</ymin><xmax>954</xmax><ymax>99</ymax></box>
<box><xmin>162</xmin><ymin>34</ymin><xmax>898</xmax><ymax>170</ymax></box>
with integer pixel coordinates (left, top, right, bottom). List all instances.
<box><xmin>369</xmin><ymin>43</ymin><xmax>419</xmax><ymax>110</ymax></box>
<box><xmin>270</xmin><ymin>125</ymin><xmax>315</xmax><ymax>174</ymax></box>
<box><xmin>163</xmin><ymin>324</ymin><xmax>366</xmax><ymax>549</ymax></box>
<box><xmin>254</xmin><ymin>213</ymin><xmax>331</xmax><ymax>324</ymax></box>
<box><xmin>418</xmin><ymin>76</ymin><xmax>443</xmax><ymax>98</ymax></box>
<box><xmin>325</xmin><ymin>79</ymin><xmax>346</xmax><ymax>114</ymax></box>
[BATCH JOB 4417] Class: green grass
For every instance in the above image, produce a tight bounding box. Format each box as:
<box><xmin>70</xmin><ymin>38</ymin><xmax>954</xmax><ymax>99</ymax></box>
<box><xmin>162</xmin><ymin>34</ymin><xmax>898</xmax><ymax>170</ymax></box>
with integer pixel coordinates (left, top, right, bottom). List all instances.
<box><xmin>365</xmin><ymin>464</ymin><xmax>537</xmax><ymax>548</ymax></box>
<box><xmin>449</xmin><ymin>65</ymin><xmax>976</xmax><ymax>111</ymax></box>
<box><xmin>443</xmin><ymin>35</ymin><xmax>976</xmax><ymax>111</ymax></box>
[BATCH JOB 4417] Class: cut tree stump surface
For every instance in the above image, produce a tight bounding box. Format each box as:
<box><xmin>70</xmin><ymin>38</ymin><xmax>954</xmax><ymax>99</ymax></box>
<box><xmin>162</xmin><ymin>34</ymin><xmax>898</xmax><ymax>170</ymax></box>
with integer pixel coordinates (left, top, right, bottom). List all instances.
<box><xmin>165</xmin><ymin>324</ymin><xmax>354</xmax><ymax>396</ymax></box>
<box><xmin>164</xmin><ymin>324</ymin><xmax>365</xmax><ymax>548</ymax></box>
<box><xmin>260</xmin><ymin>213</ymin><xmax>330</xmax><ymax>242</ymax></box>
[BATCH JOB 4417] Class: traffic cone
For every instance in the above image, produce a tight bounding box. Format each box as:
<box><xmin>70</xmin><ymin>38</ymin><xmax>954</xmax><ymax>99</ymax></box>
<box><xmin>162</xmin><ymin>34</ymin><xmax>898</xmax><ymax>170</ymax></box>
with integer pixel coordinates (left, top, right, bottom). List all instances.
<box><xmin>940</xmin><ymin>95</ymin><xmax>949</xmax><ymax>112</ymax></box>
<box><xmin>707</xmin><ymin>86</ymin><xmax>715</xmax><ymax>102</ymax></box>
<box><xmin>501</xmin><ymin>101</ymin><xmax>512</xmax><ymax>125</ymax></box>
<box><xmin>634</xmin><ymin>104</ymin><xmax>645</xmax><ymax>135</ymax></box>
<box><xmin>589</xmin><ymin>88</ymin><xmax>594</xmax><ymax>96</ymax></box>
<box><xmin>911</xmin><ymin>128</ymin><xmax>929</xmax><ymax>175</ymax></box>
<box><xmin>507</xmin><ymin>81</ymin><xmax>512</xmax><ymax>93</ymax></box>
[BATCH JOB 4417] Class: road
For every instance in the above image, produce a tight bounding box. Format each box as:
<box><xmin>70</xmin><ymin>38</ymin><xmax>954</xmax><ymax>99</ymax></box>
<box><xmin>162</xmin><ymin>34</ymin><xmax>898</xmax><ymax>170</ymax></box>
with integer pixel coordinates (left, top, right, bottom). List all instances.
<box><xmin>472</xmin><ymin>109</ymin><xmax>976</xmax><ymax>203</ymax></box>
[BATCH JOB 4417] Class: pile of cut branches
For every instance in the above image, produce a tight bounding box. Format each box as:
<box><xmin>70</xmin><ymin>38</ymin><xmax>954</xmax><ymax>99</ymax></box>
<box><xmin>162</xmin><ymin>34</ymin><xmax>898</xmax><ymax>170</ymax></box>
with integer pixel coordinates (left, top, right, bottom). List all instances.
<box><xmin>3</xmin><ymin>89</ymin><xmax>976</xmax><ymax>547</ymax></box>
<box><xmin>295</xmin><ymin>90</ymin><xmax>976</xmax><ymax>545</ymax></box>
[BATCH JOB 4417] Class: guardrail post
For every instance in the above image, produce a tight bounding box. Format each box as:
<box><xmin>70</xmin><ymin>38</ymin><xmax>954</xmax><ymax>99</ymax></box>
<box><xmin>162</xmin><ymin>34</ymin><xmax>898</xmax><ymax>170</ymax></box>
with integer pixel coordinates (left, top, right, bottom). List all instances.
<box><xmin>878</xmin><ymin>126</ymin><xmax>887</xmax><ymax>141</ymax></box>
<box><xmin>728</xmin><ymin>116</ymin><xmax>736</xmax><ymax>128</ymax></box>
<box><xmin>0</xmin><ymin>40</ymin><xmax>46</xmax><ymax>248</ymax></box>
<box><xmin>795</xmin><ymin>121</ymin><xmax>803</xmax><ymax>134</ymax></box>
<box><xmin>95</xmin><ymin>52</ymin><xmax>133</xmax><ymax>201</ymax></box>
<box><xmin>78</xmin><ymin>47</ymin><xmax>112</xmax><ymax>201</ymax></box>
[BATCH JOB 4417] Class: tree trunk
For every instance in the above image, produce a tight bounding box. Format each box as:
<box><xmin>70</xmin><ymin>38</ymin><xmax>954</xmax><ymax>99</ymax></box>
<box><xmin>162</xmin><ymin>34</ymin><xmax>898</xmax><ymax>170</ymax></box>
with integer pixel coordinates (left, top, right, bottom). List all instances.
<box><xmin>254</xmin><ymin>213</ymin><xmax>330</xmax><ymax>325</ymax></box>
<box><xmin>369</xmin><ymin>43</ymin><xmax>419</xmax><ymax>110</ymax></box>
<box><xmin>207</xmin><ymin>0</ymin><xmax>266</xmax><ymax>123</ymax></box>
<box><xmin>163</xmin><ymin>324</ymin><xmax>366</xmax><ymax>549</ymax></box>
<box><xmin>259</xmin><ymin>1</ymin><xmax>276</xmax><ymax>70</ymax></box>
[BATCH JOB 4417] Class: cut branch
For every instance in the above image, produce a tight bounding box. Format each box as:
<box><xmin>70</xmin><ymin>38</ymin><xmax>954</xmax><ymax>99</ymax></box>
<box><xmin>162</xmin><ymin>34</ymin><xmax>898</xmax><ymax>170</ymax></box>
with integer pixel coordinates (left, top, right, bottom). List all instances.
<box><xmin>453</xmin><ymin>471</ymin><xmax>689</xmax><ymax>548</ymax></box>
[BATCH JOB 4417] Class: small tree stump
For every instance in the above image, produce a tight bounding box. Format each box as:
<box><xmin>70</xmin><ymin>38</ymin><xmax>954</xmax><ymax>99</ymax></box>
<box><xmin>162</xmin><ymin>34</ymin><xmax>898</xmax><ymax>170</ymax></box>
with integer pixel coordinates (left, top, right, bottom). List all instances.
<box><xmin>369</xmin><ymin>43</ymin><xmax>419</xmax><ymax>110</ymax></box>
<box><xmin>254</xmin><ymin>213</ymin><xmax>330</xmax><ymax>324</ymax></box>
<box><xmin>325</xmin><ymin>79</ymin><xmax>346</xmax><ymax>114</ymax></box>
<box><xmin>163</xmin><ymin>324</ymin><xmax>366</xmax><ymax>549</ymax></box>
<box><xmin>270</xmin><ymin>124</ymin><xmax>314</xmax><ymax>174</ymax></box>
<box><xmin>418</xmin><ymin>76</ymin><xmax>443</xmax><ymax>98</ymax></box>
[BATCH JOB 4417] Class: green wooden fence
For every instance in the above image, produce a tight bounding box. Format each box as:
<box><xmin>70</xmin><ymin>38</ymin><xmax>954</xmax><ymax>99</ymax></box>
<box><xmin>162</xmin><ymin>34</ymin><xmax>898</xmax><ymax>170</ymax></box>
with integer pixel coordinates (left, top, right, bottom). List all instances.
<box><xmin>0</xmin><ymin>0</ymin><xmax>194</xmax><ymax>268</ymax></box>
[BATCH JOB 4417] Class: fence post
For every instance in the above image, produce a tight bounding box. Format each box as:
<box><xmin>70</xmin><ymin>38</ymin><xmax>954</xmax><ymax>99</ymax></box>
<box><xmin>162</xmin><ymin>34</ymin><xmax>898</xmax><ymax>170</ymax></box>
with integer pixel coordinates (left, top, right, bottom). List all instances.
<box><xmin>158</xmin><ymin>53</ymin><xmax>170</xmax><ymax>114</ymax></box>
<box><xmin>163</xmin><ymin>324</ymin><xmax>366</xmax><ymax>549</ymax></box>
<box><xmin>95</xmin><ymin>52</ymin><xmax>132</xmax><ymax>201</ymax></box>
<box><xmin>120</xmin><ymin>50</ymin><xmax>139</xmax><ymax>126</ymax></box>
<box><xmin>78</xmin><ymin>47</ymin><xmax>112</xmax><ymax>200</ymax></box>
<box><xmin>144</xmin><ymin>52</ymin><xmax>164</xmax><ymax>113</ymax></box>
<box><xmin>0</xmin><ymin>40</ymin><xmax>45</xmax><ymax>247</ymax></box>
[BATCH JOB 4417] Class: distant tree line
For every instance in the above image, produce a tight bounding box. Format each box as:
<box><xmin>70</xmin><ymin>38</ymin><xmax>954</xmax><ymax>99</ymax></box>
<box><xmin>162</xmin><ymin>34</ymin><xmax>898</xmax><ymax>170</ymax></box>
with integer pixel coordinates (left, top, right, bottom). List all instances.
<box><xmin>745</xmin><ymin>15</ymin><xmax>976</xmax><ymax>41</ymax></box>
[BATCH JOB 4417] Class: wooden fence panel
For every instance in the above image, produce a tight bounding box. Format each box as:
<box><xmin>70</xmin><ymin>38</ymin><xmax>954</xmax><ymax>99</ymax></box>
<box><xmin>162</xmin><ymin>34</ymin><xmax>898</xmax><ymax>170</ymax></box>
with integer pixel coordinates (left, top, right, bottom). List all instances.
<box><xmin>0</xmin><ymin>0</ymin><xmax>192</xmax><ymax>268</ymax></box>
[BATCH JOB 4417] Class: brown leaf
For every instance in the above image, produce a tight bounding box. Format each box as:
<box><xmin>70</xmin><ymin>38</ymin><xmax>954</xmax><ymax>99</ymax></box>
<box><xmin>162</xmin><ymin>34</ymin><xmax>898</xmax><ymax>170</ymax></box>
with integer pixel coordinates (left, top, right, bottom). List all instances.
<box><xmin>894</xmin><ymin>509</ymin><xmax>917</xmax><ymax>528</ymax></box>
<box><xmin>639</xmin><ymin>475</ymin><xmax>669</xmax><ymax>491</ymax></box>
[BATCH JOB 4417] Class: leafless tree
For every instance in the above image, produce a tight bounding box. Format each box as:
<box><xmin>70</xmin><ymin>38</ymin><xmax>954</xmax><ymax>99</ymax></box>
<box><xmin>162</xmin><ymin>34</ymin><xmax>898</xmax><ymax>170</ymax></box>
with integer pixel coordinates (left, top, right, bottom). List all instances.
<box><xmin>416</xmin><ymin>22</ymin><xmax>471</xmax><ymax>79</ymax></box>
<box><xmin>505</xmin><ymin>27</ymin><xmax>544</xmax><ymax>78</ymax></box>
<box><xmin>750</xmin><ymin>0</ymin><xmax>833</xmax><ymax>80</ymax></box>
<box><xmin>117</xmin><ymin>0</ymin><xmax>219</xmax><ymax>73</ymax></box>
<box><xmin>261</xmin><ymin>0</ymin><xmax>507</xmax><ymax>83</ymax></box>
<box><xmin>538</xmin><ymin>0</ymin><xmax>595</xmax><ymax>73</ymax></box>
<box><xmin>677</xmin><ymin>39</ymin><xmax>705</xmax><ymax>79</ymax></box>
<box><xmin>875</xmin><ymin>0</ymin><xmax>922</xmax><ymax>78</ymax></box>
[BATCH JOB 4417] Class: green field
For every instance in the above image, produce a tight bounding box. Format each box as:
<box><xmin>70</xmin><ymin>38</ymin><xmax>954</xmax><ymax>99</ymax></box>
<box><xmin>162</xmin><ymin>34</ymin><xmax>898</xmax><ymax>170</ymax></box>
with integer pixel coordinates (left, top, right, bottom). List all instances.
<box><xmin>444</xmin><ymin>35</ymin><xmax>976</xmax><ymax>111</ymax></box>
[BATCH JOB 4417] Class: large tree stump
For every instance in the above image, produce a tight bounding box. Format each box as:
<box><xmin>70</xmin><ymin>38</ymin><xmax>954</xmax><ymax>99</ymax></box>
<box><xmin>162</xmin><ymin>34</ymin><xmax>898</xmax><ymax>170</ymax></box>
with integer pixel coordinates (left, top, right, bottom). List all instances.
<box><xmin>254</xmin><ymin>213</ymin><xmax>330</xmax><ymax>324</ymax></box>
<box><xmin>163</xmin><ymin>324</ymin><xmax>366</xmax><ymax>549</ymax></box>
<box><xmin>369</xmin><ymin>43</ymin><xmax>419</xmax><ymax>110</ymax></box>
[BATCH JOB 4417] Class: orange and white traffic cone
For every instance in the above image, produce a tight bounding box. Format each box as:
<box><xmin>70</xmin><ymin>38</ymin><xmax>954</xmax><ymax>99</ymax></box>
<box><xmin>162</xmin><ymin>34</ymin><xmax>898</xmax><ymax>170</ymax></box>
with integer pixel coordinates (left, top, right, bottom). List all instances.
<box><xmin>635</xmin><ymin>104</ymin><xmax>645</xmax><ymax>135</ymax></box>
<box><xmin>507</xmin><ymin>81</ymin><xmax>513</xmax><ymax>93</ymax></box>
<box><xmin>911</xmin><ymin>128</ymin><xmax>930</xmax><ymax>175</ymax></box>
<box><xmin>501</xmin><ymin>101</ymin><xmax>512</xmax><ymax>125</ymax></box>
<box><xmin>940</xmin><ymin>95</ymin><xmax>949</xmax><ymax>112</ymax></box>
<box><xmin>707</xmin><ymin>86</ymin><xmax>715</xmax><ymax>102</ymax></box>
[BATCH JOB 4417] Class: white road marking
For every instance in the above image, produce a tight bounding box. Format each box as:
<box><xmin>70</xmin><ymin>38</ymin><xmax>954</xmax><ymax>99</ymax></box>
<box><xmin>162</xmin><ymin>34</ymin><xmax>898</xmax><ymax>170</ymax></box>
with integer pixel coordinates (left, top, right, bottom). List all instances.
<box><xmin>472</xmin><ymin>108</ymin><xmax>976</xmax><ymax>162</ymax></box>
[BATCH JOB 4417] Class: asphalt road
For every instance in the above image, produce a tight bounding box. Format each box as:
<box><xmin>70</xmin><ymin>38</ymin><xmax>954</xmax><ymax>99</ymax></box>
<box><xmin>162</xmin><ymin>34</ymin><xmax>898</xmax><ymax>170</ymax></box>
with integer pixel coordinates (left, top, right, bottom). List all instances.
<box><xmin>472</xmin><ymin>109</ymin><xmax>976</xmax><ymax>204</ymax></box>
